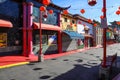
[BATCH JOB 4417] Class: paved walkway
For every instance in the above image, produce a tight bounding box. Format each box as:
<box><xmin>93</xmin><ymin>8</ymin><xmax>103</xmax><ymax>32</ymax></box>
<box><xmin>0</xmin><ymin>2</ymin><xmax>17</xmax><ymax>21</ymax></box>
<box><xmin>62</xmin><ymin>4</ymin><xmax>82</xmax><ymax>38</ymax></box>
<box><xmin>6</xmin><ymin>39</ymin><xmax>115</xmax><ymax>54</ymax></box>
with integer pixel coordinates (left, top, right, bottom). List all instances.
<box><xmin>0</xmin><ymin>43</ymin><xmax>120</xmax><ymax>80</ymax></box>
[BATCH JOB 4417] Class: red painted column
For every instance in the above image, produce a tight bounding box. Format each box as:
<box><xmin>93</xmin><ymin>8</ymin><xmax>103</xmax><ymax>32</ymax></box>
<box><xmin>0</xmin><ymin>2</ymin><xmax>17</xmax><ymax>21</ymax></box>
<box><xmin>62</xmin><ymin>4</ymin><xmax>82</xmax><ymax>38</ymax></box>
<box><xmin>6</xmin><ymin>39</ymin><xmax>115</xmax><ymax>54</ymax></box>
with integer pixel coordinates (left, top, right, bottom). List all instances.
<box><xmin>27</xmin><ymin>2</ymin><xmax>34</xmax><ymax>56</ymax></box>
<box><xmin>102</xmin><ymin>0</ymin><xmax>107</xmax><ymax>68</ymax></box>
<box><xmin>22</xmin><ymin>2</ymin><xmax>27</xmax><ymax>56</ymax></box>
<box><xmin>58</xmin><ymin>31</ymin><xmax>62</xmax><ymax>53</ymax></box>
<box><xmin>58</xmin><ymin>13</ymin><xmax>62</xmax><ymax>53</ymax></box>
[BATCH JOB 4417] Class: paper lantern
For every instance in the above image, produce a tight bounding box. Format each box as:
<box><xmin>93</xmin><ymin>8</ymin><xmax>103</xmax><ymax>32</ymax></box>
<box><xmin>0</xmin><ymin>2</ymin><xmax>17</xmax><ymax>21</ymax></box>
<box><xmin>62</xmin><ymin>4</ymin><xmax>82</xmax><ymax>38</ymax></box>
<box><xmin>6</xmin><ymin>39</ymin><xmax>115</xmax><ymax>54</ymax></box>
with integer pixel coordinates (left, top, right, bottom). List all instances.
<box><xmin>63</xmin><ymin>10</ymin><xmax>69</xmax><ymax>14</ymax></box>
<box><xmin>88</xmin><ymin>19</ymin><xmax>92</xmax><ymax>23</ymax></box>
<box><xmin>43</xmin><ymin>10</ymin><xmax>48</xmax><ymax>18</ymax></box>
<box><xmin>83</xmin><ymin>24</ymin><xmax>86</xmax><ymax>27</ymax></box>
<box><xmin>42</xmin><ymin>0</ymin><xmax>50</xmax><ymax>6</ymax></box>
<box><xmin>39</xmin><ymin>6</ymin><xmax>46</xmax><ymax>11</ymax></box>
<box><xmin>100</xmin><ymin>15</ymin><xmax>104</xmax><ymax>19</ymax></box>
<box><xmin>116</xmin><ymin>10</ymin><xmax>120</xmax><ymax>15</ymax></box>
<box><xmin>116</xmin><ymin>21</ymin><xmax>120</xmax><ymax>25</ymax></box>
<box><xmin>88</xmin><ymin>0</ymin><xmax>97</xmax><ymax>6</ymax></box>
<box><xmin>78</xmin><ymin>21</ymin><xmax>81</xmax><ymax>24</ymax></box>
<box><xmin>80</xmin><ymin>9</ymin><xmax>85</xmax><ymax>14</ymax></box>
<box><xmin>48</xmin><ymin>10</ymin><xmax>53</xmax><ymax>14</ymax></box>
<box><xmin>102</xmin><ymin>8</ymin><xmax>106</xmax><ymax>12</ymax></box>
<box><xmin>74</xmin><ymin>24</ymin><xmax>77</xmax><ymax>27</ymax></box>
<box><xmin>93</xmin><ymin>23</ymin><xmax>97</xmax><ymax>27</ymax></box>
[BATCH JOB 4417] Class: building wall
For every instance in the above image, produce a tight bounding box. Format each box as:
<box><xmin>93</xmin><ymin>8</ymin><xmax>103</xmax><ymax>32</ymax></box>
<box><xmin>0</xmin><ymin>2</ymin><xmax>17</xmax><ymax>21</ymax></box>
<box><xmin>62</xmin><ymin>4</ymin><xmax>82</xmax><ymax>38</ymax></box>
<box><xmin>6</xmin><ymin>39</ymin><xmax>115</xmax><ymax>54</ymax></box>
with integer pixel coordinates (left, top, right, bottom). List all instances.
<box><xmin>77</xmin><ymin>20</ymin><xmax>93</xmax><ymax>35</ymax></box>
<box><xmin>61</xmin><ymin>15</ymin><xmax>77</xmax><ymax>31</ymax></box>
<box><xmin>0</xmin><ymin>0</ymin><xmax>22</xmax><ymax>55</ymax></box>
<box><xmin>62</xmin><ymin>33</ymin><xmax>77</xmax><ymax>52</ymax></box>
<box><xmin>94</xmin><ymin>26</ymin><xmax>103</xmax><ymax>46</ymax></box>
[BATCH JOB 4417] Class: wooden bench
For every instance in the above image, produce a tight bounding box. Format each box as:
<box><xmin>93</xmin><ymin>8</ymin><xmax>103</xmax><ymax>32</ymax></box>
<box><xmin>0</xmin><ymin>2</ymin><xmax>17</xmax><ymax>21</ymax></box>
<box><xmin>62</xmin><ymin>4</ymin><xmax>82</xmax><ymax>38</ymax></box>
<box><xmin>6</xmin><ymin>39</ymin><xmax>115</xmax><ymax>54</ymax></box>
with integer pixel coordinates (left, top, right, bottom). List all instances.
<box><xmin>101</xmin><ymin>53</ymin><xmax>117</xmax><ymax>73</ymax></box>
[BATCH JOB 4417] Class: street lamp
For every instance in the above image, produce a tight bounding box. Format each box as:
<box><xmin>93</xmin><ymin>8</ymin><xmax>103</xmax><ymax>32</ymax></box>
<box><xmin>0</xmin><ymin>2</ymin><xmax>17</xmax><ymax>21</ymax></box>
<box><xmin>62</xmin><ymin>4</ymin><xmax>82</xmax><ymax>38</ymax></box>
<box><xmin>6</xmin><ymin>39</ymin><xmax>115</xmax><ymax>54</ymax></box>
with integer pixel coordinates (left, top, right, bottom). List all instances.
<box><xmin>38</xmin><ymin>6</ymin><xmax>46</xmax><ymax>62</ymax></box>
<box><xmin>88</xmin><ymin>0</ymin><xmax>107</xmax><ymax>68</ymax></box>
<box><xmin>38</xmin><ymin>5</ymin><xmax>53</xmax><ymax>62</ymax></box>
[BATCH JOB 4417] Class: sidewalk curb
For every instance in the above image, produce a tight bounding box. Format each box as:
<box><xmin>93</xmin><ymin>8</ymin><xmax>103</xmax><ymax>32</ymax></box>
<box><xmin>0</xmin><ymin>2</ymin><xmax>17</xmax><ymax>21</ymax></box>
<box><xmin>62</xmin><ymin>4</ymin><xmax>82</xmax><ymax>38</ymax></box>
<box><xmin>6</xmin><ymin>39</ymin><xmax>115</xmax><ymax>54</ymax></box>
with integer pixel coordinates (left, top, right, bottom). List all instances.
<box><xmin>0</xmin><ymin>62</ymin><xmax>29</xmax><ymax>69</ymax></box>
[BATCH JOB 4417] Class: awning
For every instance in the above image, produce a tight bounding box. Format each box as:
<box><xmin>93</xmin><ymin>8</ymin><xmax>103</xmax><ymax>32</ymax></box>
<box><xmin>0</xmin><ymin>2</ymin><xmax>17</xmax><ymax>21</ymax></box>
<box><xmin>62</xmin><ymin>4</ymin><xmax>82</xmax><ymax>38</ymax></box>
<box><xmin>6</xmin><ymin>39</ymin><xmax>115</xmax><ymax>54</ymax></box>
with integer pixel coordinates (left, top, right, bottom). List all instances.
<box><xmin>33</xmin><ymin>22</ymin><xmax>62</xmax><ymax>31</ymax></box>
<box><xmin>63</xmin><ymin>30</ymin><xmax>84</xmax><ymax>39</ymax></box>
<box><xmin>0</xmin><ymin>19</ymin><xmax>13</xmax><ymax>28</ymax></box>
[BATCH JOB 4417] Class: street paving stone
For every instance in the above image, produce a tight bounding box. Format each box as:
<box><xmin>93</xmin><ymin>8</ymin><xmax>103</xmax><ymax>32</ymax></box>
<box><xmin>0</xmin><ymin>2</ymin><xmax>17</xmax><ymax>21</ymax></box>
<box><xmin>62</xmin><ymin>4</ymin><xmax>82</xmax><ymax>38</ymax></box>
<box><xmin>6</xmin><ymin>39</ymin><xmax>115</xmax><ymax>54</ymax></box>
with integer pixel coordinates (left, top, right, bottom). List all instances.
<box><xmin>0</xmin><ymin>43</ymin><xmax>120</xmax><ymax>80</ymax></box>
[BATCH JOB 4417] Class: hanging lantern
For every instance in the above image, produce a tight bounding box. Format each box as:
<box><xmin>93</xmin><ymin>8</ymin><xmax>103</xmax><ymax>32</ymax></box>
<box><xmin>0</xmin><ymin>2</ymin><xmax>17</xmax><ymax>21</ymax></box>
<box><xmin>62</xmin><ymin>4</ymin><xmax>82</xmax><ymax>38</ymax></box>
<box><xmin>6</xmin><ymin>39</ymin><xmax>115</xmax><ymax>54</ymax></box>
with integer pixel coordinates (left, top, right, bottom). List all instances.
<box><xmin>48</xmin><ymin>10</ymin><xmax>53</xmax><ymax>14</ymax></box>
<box><xmin>88</xmin><ymin>19</ymin><xmax>92</xmax><ymax>23</ymax></box>
<box><xmin>100</xmin><ymin>15</ymin><xmax>104</xmax><ymax>19</ymax></box>
<box><xmin>74</xmin><ymin>24</ymin><xmax>77</xmax><ymax>27</ymax></box>
<box><xmin>88</xmin><ymin>0</ymin><xmax>97</xmax><ymax>6</ymax></box>
<box><xmin>93</xmin><ymin>23</ymin><xmax>97</xmax><ymax>27</ymax></box>
<box><xmin>80</xmin><ymin>9</ymin><xmax>85</xmax><ymax>14</ymax></box>
<box><xmin>42</xmin><ymin>0</ymin><xmax>50</xmax><ymax>6</ymax></box>
<box><xmin>78</xmin><ymin>21</ymin><xmax>81</xmax><ymax>24</ymax></box>
<box><xmin>83</xmin><ymin>24</ymin><xmax>86</xmax><ymax>27</ymax></box>
<box><xmin>116</xmin><ymin>10</ymin><xmax>120</xmax><ymax>15</ymax></box>
<box><xmin>39</xmin><ymin>6</ymin><xmax>46</xmax><ymax>11</ymax></box>
<box><xmin>102</xmin><ymin>8</ymin><xmax>106</xmax><ymax>12</ymax></box>
<box><xmin>43</xmin><ymin>10</ymin><xmax>48</xmax><ymax>18</ymax></box>
<box><xmin>63</xmin><ymin>10</ymin><xmax>69</xmax><ymax>14</ymax></box>
<box><xmin>116</xmin><ymin>21</ymin><xmax>120</xmax><ymax>25</ymax></box>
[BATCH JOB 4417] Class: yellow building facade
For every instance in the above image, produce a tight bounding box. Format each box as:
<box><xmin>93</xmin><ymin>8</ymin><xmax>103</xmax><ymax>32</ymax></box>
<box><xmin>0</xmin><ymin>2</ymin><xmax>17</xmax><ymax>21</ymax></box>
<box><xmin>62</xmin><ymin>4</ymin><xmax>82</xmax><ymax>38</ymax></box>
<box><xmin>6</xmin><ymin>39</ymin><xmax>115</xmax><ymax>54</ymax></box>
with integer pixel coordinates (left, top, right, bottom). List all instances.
<box><xmin>60</xmin><ymin>13</ymin><xmax>77</xmax><ymax>31</ymax></box>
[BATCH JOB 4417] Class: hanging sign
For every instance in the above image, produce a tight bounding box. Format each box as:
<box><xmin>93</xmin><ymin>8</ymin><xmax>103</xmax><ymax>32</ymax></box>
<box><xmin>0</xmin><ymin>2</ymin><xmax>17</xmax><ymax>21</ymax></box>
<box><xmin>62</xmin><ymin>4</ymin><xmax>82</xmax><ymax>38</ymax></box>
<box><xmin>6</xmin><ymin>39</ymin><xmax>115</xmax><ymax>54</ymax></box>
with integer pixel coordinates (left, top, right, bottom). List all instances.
<box><xmin>101</xmin><ymin>18</ymin><xmax>107</xmax><ymax>28</ymax></box>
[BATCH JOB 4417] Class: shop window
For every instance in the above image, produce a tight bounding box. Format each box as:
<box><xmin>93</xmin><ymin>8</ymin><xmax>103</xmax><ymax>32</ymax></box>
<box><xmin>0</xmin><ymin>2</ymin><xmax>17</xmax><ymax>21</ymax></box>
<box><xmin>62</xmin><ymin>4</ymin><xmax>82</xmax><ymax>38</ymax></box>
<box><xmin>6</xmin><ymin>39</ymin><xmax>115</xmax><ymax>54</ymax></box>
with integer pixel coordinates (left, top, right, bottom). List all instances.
<box><xmin>0</xmin><ymin>33</ymin><xmax>7</xmax><ymax>47</ymax></box>
<box><xmin>48</xmin><ymin>35</ymin><xmax>57</xmax><ymax>45</ymax></box>
<box><xmin>42</xmin><ymin>35</ymin><xmax>47</xmax><ymax>45</ymax></box>
<box><xmin>72</xmin><ymin>20</ymin><xmax>75</xmax><ymax>24</ymax></box>
<box><xmin>35</xmin><ymin>35</ymin><xmax>47</xmax><ymax>45</ymax></box>
<box><xmin>64</xmin><ymin>18</ymin><xmax>67</xmax><ymax>22</ymax></box>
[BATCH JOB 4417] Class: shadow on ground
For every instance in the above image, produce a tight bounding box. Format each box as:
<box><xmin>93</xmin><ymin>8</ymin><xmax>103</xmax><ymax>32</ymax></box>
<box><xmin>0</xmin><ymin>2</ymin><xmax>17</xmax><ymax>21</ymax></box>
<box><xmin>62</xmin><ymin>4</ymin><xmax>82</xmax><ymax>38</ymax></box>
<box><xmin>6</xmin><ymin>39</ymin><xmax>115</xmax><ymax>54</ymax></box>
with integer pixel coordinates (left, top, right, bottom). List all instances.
<box><xmin>50</xmin><ymin>64</ymin><xmax>100</xmax><ymax>80</ymax></box>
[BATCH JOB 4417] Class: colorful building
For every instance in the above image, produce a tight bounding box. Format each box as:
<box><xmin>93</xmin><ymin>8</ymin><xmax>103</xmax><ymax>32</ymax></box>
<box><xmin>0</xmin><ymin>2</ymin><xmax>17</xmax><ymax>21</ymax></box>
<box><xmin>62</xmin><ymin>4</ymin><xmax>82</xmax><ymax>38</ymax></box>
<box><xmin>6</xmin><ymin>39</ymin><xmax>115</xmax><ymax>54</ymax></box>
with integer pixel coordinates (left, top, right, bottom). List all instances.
<box><xmin>0</xmin><ymin>0</ymin><xmax>69</xmax><ymax>57</ymax></box>
<box><xmin>0</xmin><ymin>0</ymin><xmax>96</xmax><ymax>59</ymax></box>
<box><xmin>94</xmin><ymin>24</ymin><xmax>103</xmax><ymax>46</ymax></box>
<box><xmin>75</xmin><ymin>14</ymin><xmax>94</xmax><ymax>48</ymax></box>
<box><xmin>60</xmin><ymin>13</ymin><xmax>84</xmax><ymax>51</ymax></box>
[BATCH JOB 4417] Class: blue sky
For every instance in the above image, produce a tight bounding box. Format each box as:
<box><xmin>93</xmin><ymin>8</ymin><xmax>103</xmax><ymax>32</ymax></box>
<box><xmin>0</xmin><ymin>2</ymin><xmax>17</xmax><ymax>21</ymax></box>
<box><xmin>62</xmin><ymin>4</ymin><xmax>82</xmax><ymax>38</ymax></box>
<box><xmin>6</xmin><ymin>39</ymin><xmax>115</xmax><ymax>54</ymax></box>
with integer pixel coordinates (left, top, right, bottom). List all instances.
<box><xmin>52</xmin><ymin>0</ymin><xmax>120</xmax><ymax>25</ymax></box>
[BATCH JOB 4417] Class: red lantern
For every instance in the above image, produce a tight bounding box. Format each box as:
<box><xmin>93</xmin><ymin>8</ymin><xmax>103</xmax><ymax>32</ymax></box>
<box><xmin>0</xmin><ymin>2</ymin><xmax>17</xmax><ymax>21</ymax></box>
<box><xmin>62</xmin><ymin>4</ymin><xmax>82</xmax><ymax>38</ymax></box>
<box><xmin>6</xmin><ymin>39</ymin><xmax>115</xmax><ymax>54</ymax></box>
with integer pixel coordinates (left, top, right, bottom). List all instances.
<box><xmin>63</xmin><ymin>10</ymin><xmax>69</xmax><ymax>14</ymax></box>
<box><xmin>48</xmin><ymin>10</ymin><xmax>53</xmax><ymax>14</ymax></box>
<box><xmin>43</xmin><ymin>10</ymin><xmax>48</xmax><ymax>18</ymax></box>
<box><xmin>83</xmin><ymin>24</ymin><xmax>86</xmax><ymax>27</ymax></box>
<box><xmin>100</xmin><ymin>15</ymin><xmax>104</xmax><ymax>19</ymax></box>
<box><xmin>102</xmin><ymin>8</ymin><xmax>106</xmax><ymax>12</ymax></box>
<box><xmin>93</xmin><ymin>23</ymin><xmax>97</xmax><ymax>27</ymax></box>
<box><xmin>116</xmin><ymin>21</ymin><xmax>120</xmax><ymax>25</ymax></box>
<box><xmin>39</xmin><ymin>6</ymin><xmax>46</xmax><ymax>11</ymax></box>
<box><xmin>116</xmin><ymin>10</ymin><xmax>120</xmax><ymax>15</ymax></box>
<box><xmin>80</xmin><ymin>9</ymin><xmax>85</xmax><ymax>14</ymax></box>
<box><xmin>74</xmin><ymin>24</ymin><xmax>77</xmax><ymax>27</ymax></box>
<box><xmin>78</xmin><ymin>21</ymin><xmax>81</xmax><ymax>24</ymax></box>
<box><xmin>88</xmin><ymin>19</ymin><xmax>92</xmax><ymax>23</ymax></box>
<box><xmin>88</xmin><ymin>0</ymin><xmax>97</xmax><ymax>6</ymax></box>
<box><xmin>42</xmin><ymin>0</ymin><xmax>50</xmax><ymax>6</ymax></box>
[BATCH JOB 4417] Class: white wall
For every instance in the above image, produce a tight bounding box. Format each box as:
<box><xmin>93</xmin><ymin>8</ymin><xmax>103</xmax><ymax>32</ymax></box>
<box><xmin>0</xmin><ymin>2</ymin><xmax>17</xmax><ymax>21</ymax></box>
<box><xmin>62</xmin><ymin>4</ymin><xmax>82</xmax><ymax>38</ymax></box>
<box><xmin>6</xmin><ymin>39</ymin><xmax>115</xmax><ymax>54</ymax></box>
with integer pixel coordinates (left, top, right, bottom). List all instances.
<box><xmin>77</xmin><ymin>20</ymin><xmax>93</xmax><ymax>35</ymax></box>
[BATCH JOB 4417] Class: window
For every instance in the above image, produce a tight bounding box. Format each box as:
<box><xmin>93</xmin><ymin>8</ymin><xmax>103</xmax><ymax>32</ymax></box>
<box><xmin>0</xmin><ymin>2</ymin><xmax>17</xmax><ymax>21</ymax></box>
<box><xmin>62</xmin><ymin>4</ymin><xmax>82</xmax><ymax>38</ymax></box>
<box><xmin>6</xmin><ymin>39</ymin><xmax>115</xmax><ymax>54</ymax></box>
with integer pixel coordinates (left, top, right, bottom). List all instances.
<box><xmin>64</xmin><ymin>18</ymin><xmax>67</xmax><ymax>22</ymax></box>
<box><xmin>72</xmin><ymin>20</ymin><xmax>75</xmax><ymax>24</ymax></box>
